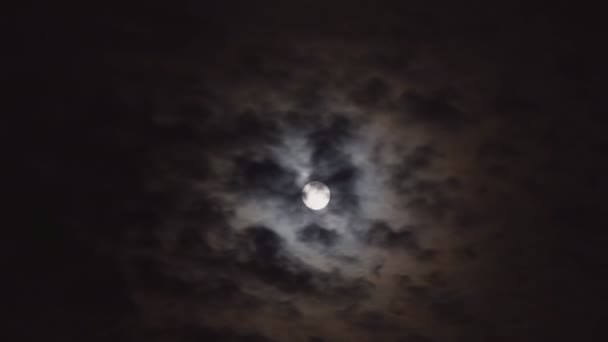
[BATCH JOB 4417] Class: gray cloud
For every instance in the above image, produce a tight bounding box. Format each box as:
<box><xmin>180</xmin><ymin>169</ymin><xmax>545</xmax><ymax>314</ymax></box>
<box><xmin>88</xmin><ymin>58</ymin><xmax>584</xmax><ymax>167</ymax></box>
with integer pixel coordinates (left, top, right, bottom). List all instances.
<box><xmin>297</xmin><ymin>224</ymin><xmax>340</xmax><ymax>248</ymax></box>
<box><xmin>363</xmin><ymin>221</ymin><xmax>419</xmax><ymax>251</ymax></box>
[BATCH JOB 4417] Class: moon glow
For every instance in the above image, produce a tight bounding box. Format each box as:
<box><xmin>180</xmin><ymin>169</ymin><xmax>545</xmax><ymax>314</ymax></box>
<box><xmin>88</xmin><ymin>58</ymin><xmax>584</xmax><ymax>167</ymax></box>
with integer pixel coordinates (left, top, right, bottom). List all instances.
<box><xmin>302</xmin><ymin>181</ymin><xmax>331</xmax><ymax>210</ymax></box>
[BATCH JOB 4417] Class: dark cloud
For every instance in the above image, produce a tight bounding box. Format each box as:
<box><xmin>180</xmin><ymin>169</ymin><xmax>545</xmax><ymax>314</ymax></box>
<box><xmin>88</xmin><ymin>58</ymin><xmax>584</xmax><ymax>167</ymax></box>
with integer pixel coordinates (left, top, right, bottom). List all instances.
<box><xmin>416</xmin><ymin>249</ymin><xmax>438</xmax><ymax>262</ymax></box>
<box><xmin>297</xmin><ymin>224</ymin><xmax>340</xmax><ymax>248</ymax></box>
<box><xmin>395</xmin><ymin>333</ymin><xmax>436</xmax><ymax>342</ymax></box>
<box><xmin>236</xmin><ymin>51</ymin><xmax>292</xmax><ymax>83</ymax></box>
<box><xmin>295</xmin><ymin>83</ymin><xmax>327</xmax><ymax>113</ymax></box>
<box><xmin>362</xmin><ymin>222</ymin><xmax>439</xmax><ymax>262</ymax></box>
<box><xmin>484</xmin><ymin>162</ymin><xmax>511</xmax><ymax>179</ymax></box>
<box><xmin>307</xmin><ymin>115</ymin><xmax>360</xmax><ymax>210</ymax></box>
<box><xmin>231</xmin><ymin>157</ymin><xmax>299</xmax><ymax>198</ymax></box>
<box><xmin>362</xmin><ymin>49</ymin><xmax>414</xmax><ymax>72</ymax></box>
<box><xmin>202</xmin><ymin>111</ymin><xmax>280</xmax><ymax>150</ymax></box>
<box><xmin>238</xmin><ymin>226</ymin><xmax>316</xmax><ymax>294</ymax></box>
<box><xmin>271</xmin><ymin>300</ymin><xmax>302</xmax><ymax>319</ymax></box>
<box><xmin>407</xmin><ymin>195</ymin><xmax>450</xmax><ymax>220</ymax></box>
<box><xmin>314</xmin><ymin>272</ymin><xmax>375</xmax><ymax>302</ymax></box>
<box><xmin>394</xmin><ymin>274</ymin><xmax>413</xmax><ymax>287</ymax></box>
<box><xmin>452</xmin><ymin>210</ymin><xmax>487</xmax><ymax>231</ymax></box>
<box><xmin>423</xmin><ymin>271</ymin><xmax>447</xmax><ymax>288</ymax></box>
<box><xmin>175</xmin><ymin>325</ymin><xmax>276</xmax><ymax>342</ymax></box>
<box><xmin>392</xmin><ymin>148</ymin><xmax>446</xmax><ymax>195</ymax></box>
<box><xmin>311</xmin><ymin>115</ymin><xmax>354</xmax><ymax>151</ymax></box>
<box><xmin>308</xmin><ymin>337</ymin><xmax>325</xmax><ymax>342</ymax></box>
<box><xmin>453</xmin><ymin>247</ymin><xmax>478</xmax><ymax>261</ymax></box>
<box><xmin>309</xmin><ymin>116</ymin><xmax>356</xmax><ymax>174</ymax></box>
<box><xmin>237</xmin><ymin>227</ymin><xmax>374</xmax><ymax>301</ymax></box>
<box><xmin>400</xmin><ymin>91</ymin><xmax>467</xmax><ymax>128</ymax></box>
<box><xmin>283</xmin><ymin>110</ymin><xmax>322</xmax><ymax>132</ymax></box>
<box><xmin>349</xmin><ymin>77</ymin><xmax>391</xmax><ymax>106</ymax></box>
<box><xmin>406</xmin><ymin>285</ymin><xmax>468</xmax><ymax>323</ymax></box>
<box><xmin>444</xmin><ymin>176</ymin><xmax>462</xmax><ymax>191</ymax></box>
<box><xmin>405</xmin><ymin>145</ymin><xmax>441</xmax><ymax>171</ymax></box>
<box><xmin>363</xmin><ymin>221</ymin><xmax>420</xmax><ymax>251</ymax></box>
<box><xmin>325</xmin><ymin>166</ymin><xmax>360</xmax><ymax>211</ymax></box>
<box><xmin>476</xmin><ymin>140</ymin><xmax>524</xmax><ymax>161</ymax></box>
<box><xmin>351</xmin><ymin>311</ymin><xmax>400</xmax><ymax>331</ymax></box>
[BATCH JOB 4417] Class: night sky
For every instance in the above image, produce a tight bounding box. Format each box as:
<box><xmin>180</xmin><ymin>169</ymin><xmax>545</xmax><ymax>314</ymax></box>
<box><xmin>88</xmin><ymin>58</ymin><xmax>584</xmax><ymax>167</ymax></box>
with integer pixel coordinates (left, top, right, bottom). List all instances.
<box><xmin>12</xmin><ymin>1</ymin><xmax>608</xmax><ymax>341</ymax></box>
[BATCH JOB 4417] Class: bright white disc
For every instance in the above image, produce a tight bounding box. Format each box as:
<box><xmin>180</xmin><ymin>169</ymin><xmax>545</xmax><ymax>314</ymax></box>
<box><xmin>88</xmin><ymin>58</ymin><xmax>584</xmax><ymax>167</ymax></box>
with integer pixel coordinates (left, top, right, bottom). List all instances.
<box><xmin>302</xmin><ymin>181</ymin><xmax>330</xmax><ymax>210</ymax></box>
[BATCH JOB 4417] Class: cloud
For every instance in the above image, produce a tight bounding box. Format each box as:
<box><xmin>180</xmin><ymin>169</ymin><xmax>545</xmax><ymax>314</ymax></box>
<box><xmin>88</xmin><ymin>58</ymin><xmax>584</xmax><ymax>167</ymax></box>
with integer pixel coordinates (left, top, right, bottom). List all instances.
<box><xmin>363</xmin><ymin>221</ymin><xmax>420</xmax><ymax>251</ymax></box>
<box><xmin>476</xmin><ymin>140</ymin><xmax>524</xmax><ymax>161</ymax></box>
<box><xmin>297</xmin><ymin>223</ymin><xmax>340</xmax><ymax>247</ymax></box>
<box><xmin>307</xmin><ymin>337</ymin><xmax>326</xmax><ymax>342</ymax></box>
<box><xmin>351</xmin><ymin>311</ymin><xmax>400</xmax><ymax>331</ymax></box>
<box><xmin>238</xmin><ymin>226</ymin><xmax>316</xmax><ymax>294</ymax></box>
<box><xmin>32</xmin><ymin>3</ymin><xmax>602</xmax><ymax>341</ymax></box>
<box><xmin>231</xmin><ymin>157</ymin><xmax>299</xmax><ymax>199</ymax></box>
<box><xmin>349</xmin><ymin>77</ymin><xmax>391</xmax><ymax>106</ymax></box>
<box><xmin>307</xmin><ymin>115</ymin><xmax>361</xmax><ymax>211</ymax></box>
<box><xmin>405</xmin><ymin>145</ymin><xmax>441</xmax><ymax>171</ymax></box>
<box><xmin>177</xmin><ymin>325</ymin><xmax>277</xmax><ymax>342</ymax></box>
<box><xmin>400</xmin><ymin>91</ymin><xmax>467</xmax><ymax>128</ymax></box>
<box><xmin>395</xmin><ymin>334</ymin><xmax>436</xmax><ymax>342</ymax></box>
<box><xmin>405</xmin><ymin>285</ymin><xmax>468</xmax><ymax>323</ymax></box>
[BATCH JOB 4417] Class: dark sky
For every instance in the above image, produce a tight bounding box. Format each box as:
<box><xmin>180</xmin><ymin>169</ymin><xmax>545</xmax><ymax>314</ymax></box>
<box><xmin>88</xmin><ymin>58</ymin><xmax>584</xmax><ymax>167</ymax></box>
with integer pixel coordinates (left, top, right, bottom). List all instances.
<box><xmin>11</xmin><ymin>1</ymin><xmax>608</xmax><ymax>341</ymax></box>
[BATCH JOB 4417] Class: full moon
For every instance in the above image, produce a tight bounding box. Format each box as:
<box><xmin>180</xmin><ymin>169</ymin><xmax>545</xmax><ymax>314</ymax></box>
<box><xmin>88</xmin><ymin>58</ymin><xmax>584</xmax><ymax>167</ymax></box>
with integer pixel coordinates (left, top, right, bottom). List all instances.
<box><xmin>302</xmin><ymin>181</ymin><xmax>331</xmax><ymax>210</ymax></box>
